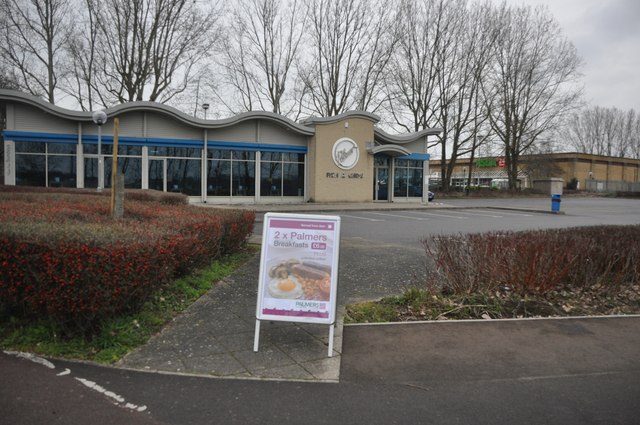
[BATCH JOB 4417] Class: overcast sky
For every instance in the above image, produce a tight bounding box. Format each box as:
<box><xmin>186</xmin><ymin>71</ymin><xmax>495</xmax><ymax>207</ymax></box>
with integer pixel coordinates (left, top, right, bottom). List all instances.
<box><xmin>501</xmin><ymin>0</ymin><xmax>640</xmax><ymax>111</ymax></box>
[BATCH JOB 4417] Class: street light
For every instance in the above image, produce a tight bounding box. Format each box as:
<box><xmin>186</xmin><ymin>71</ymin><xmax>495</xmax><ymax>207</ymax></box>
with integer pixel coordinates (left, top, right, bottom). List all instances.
<box><xmin>462</xmin><ymin>167</ymin><xmax>467</xmax><ymax>193</ymax></box>
<box><xmin>202</xmin><ymin>103</ymin><xmax>209</xmax><ymax>119</ymax></box>
<box><xmin>92</xmin><ymin>110</ymin><xmax>108</xmax><ymax>191</ymax></box>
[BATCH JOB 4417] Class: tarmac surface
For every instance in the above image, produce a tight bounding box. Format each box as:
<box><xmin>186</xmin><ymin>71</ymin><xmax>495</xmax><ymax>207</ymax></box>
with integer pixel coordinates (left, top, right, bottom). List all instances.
<box><xmin>4</xmin><ymin>197</ymin><xmax>640</xmax><ymax>424</ymax></box>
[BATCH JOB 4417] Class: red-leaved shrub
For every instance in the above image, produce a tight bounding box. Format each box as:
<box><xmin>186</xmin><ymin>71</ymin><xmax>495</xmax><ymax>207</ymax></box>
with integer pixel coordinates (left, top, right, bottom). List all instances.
<box><xmin>0</xmin><ymin>189</ymin><xmax>254</xmax><ymax>334</ymax></box>
<box><xmin>423</xmin><ymin>226</ymin><xmax>640</xmax><ymax>296</ymax></box>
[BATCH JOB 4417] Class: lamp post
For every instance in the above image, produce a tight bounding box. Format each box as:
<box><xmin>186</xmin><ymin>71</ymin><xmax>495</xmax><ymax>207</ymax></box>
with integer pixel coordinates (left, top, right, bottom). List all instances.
<box><xmin>462</xmin><ymin>167</ymin><xmax>467</xmax><ymax>193</ymax></box>
<box><xmin>202</xmin><ymin>103</ymin><xmax>209</xmax><ymax>119</ymax></box>
<box><xmin>92</xmin><ymin>110</ymin><xmax>108</xmax><ymax>191</ymax></box>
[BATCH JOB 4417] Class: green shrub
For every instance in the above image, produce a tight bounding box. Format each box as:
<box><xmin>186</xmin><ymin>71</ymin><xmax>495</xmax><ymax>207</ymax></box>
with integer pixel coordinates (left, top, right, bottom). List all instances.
<box><xmin>566</xmin><ymin>178</ymin><xmax>579</xmax><ymax>190</ymax></box>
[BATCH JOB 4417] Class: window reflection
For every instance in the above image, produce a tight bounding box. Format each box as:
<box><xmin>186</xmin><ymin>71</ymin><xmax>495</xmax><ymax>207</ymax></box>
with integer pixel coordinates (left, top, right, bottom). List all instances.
<box><xmin>207</xmin><ymin>149</ymin><xmax>257</xmax><ymax>197</ymax></box>
<box><xmin>260</xmin><ymin>152</ymin><xmax>304</xmax><ymax>197</ymax></box>
<box><xmin>103</xmin><ymin>157</ymin><xmax>142</xmax><ymax>189</ymax></box>
<box><xmin>394</xmin><ymin>158</ymin><xmax>423</xmax><ymax>198</ymax></box>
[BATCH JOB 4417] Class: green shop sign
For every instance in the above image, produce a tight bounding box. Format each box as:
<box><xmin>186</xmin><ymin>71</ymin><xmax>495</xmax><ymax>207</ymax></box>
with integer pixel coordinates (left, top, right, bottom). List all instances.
<box><xmin>475</xmin><ymin>158</ymin><xmax>497</xmax><ymax>168</ymax></box>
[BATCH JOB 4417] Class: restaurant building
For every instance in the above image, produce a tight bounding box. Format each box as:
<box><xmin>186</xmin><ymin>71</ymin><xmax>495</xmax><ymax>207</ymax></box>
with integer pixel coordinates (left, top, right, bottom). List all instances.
<box><xmin>1</xmin><ymin>90</ymin><xmax>441</xmax><ymax>204</ymax></box>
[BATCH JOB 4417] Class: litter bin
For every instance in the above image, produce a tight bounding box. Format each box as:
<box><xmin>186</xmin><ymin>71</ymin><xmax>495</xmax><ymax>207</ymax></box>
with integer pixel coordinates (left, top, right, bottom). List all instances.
<box><xmin>551</xmin><ymin>194</ymin><xmax>561</xmax><ymax>213</ymax></box>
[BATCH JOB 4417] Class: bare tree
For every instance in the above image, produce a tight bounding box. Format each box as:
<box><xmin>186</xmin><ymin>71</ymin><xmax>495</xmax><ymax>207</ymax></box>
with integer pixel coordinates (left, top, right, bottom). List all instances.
<box><xmin>435</xmin><ymin>0</ymin><xmax>497</xmax><ymax>191</ymax></box>
<box><xmin>299</xmin><ymin>0</ymin><xmax>398</xmax><ymax>117</ymax></box>
<box><xmin>216</xmin><ymin>0</ymin><xmax>307</xmax><ymax>116</ymax></box>
<box><xmin>386</xmin><ymin>0</ymin><xmax>442</xmax><ymax>133</ymax></box>
<box><xmin>89</xmin><ymin>0</ymin><xmax>222</xmax><ymax>105</ymax></box>
<box><xmin>386</xmin><ymin>0</ymin><xmax>496</xmax><ymax>191</ymax></box>
<box><xmin>482</xmin><ymin>4</ymin><xmax>582</xmax><ymax>190</ymax></box>
<box><xmin>0</xmin><ymin>59</ymin><xmax>20</xmax><ymax>90</ymax></box>
<box><xmin>562</xmin><ymin>106</ymin><xmax>639</xmax><ymax>159</ymax></box>
<box><xmin>632</xmin><ymin>111</ymin><xmax>640</xmax><ymax>159</ymax></box>
<box><xmin>215</xmin><ymin>14</ymin><xmax>259</xmax><ymax>114</ymax></box>
<box><xmin>61</xmin><ymin>0</ymin><xmax>100</xmax><ymax>110</ymax></box>
<box><xmin>0</xmin><ymin>0</ymin><xmax>71</xmax><ymax>103</ymax></box>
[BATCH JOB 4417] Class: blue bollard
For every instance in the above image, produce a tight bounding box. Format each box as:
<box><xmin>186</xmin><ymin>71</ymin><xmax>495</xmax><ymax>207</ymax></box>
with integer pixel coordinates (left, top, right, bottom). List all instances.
<box><xmin>551</xmin><ymin>194</ymin><xmax>561</xmax><ymax>213</ymax></box>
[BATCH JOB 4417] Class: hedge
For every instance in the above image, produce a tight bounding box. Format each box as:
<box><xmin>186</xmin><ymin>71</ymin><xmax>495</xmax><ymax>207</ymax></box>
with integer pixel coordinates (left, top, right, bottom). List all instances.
<box><xmin>423</xmin><ymin>225</ymin><xmax>640</xmax><ymax>296</ymax></box>
<box><xmin>0</xmin><ymin>190</ymin><xmax>255</xmax><ymax>334</ymax></box>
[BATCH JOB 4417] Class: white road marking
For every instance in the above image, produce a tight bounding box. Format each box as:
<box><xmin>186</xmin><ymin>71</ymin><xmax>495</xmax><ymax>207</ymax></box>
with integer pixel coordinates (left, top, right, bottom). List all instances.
<box><xmin>366</xmin><ymin>212</ymin><xmax>430</xmax><ymax>220</ymax></box>
<box><xmin>75</xmin><ymin>377</ymin><xmax>147</xmax><ymax>412</ymax></box>
<box><xmin>450</xmin><ymin>210</ymin><xmax>504</xmax><ymax>218</ymax></box>
<box><xmin>480</xmin><ymin>209</ymin><xmax>533</xmax><ymax>217</ymax></box>
<box><xmin>411</xmin><ymin>211</ymin><xmax>469</xmax><ymax>219</ymax></box>
<box><xmin>3</xmin><ymin>351</ymin><xmax>147</xmax><ymax>414</ymax></box>
<box><xmin>339</xmin><ymin>214</ymin><xmax>384</xmax><ymax>222</ymax></box>
<box><xmin>4</xmin><ymin>350</ymin><xmax>55</xmax><ymax>369</ymax></box>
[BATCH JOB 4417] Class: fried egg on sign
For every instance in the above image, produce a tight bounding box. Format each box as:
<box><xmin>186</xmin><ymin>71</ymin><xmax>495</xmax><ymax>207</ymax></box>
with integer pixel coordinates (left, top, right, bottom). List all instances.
<box><xmin>268</xmin><ymin>277</ymin><xmax>303</xmax><ymax>299</ymax></box>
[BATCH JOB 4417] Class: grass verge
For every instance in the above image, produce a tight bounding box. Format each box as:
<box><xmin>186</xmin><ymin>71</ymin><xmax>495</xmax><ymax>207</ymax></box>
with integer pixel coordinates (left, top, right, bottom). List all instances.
<box><xmin>0</xmin><ymin>246</ymin><xmax>258</xmax><ymax>363</ymax></box>
<box><xmin>345</xmin><ymin>284</ymin><xmax>640</xmax><ymax>324</ymax></box>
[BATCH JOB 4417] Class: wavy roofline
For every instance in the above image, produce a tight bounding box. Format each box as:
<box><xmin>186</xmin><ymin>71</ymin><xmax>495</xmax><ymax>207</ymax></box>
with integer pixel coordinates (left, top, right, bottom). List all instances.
<box><xmin>0</xmin><ymin>89</ymin><xmax>315</xmax><ymax>135</ymax></box>
<box><xmin>374</xmin><ymin>127</ymin><xmax>442</xmax><ymax>144</ymax></box>
<box><xmin>302</xmin><ymin>110</ymin><xmax>381</xmax><ymax>125</ymax></box>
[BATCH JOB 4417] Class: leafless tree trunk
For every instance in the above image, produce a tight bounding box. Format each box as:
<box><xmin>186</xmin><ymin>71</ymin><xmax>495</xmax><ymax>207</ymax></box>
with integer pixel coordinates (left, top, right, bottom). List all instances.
<box><xmin>387</xmin><ymin>0</ymin><xmax>496</xmax><ymax>191</ymax></box>
<box><xmin>217</xmin><ymin>0</ymin><xmax>307</xmax><ymax>117</ymax></box>
<box><xmin>299</xmin><ymin>0</ymin><xmax>398</xmax><ymax>117</ymax></box>
<box><xmin>436</xmin><ymin>0</ymin><xmax>496</xmax><ymax>191</ymax></box>
<box><xmin>482</xmin><ymin>4</ymin><xmax>583</xmax><ymax>190</ymax></box>
<box><xmin>0</xmin><ymin>0</ymin><xmax>70</xmax><ymax>103</ymax></box>
<box><xmin>62</xmin><ymin>0</ymin><xmax>100</xmax><ymax>110</ymax></box>
<box><xmin>386</xmin><ymin>0</ymin><xmax>442</xmax><ymax>133</ymax></box>
<box><xmin>89</xmin><ymin>0</ymin><xmax>222</xmax><ymax>105</ymax></box>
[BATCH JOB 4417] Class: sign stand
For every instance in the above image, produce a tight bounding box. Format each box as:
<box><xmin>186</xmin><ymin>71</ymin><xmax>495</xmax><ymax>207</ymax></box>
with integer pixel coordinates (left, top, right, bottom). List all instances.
<box><xmin>253</xmin><ymin>213</ymin><xmax>341</xmax><ymax>358</ymax></box>
<box><xmin>253</xmin><ymin>320</ymin><xmax>336</xmax><ymax>357</ymax></box>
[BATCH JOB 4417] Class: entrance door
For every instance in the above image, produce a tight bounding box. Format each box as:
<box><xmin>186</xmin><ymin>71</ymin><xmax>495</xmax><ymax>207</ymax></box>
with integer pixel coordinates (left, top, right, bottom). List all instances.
<box><xmin>149</xmin><ymin>159</ymin><xmax>166</xmax><ymax>191</ymax></box>
<box><xmin>374</xmin><ymin>166</ymin><xmax>389</xmax><ymax>201</ymax></box>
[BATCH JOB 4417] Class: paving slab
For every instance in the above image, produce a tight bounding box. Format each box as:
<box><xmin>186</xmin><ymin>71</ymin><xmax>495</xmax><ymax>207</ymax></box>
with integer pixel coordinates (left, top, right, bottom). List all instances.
<box><xmin>118</xmin><ymin>254</ymin><xmax>344</xmax><ymax>382</ymax></box>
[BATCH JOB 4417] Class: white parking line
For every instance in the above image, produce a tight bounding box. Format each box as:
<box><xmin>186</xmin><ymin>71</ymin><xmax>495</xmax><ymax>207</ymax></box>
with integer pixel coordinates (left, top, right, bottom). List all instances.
<box><xmin>480</xmin><ymin>209</ymin><xmax>533</xmax><ymax>217</ymax></box>
<box><xmin>365</xmin><ymin>212</ymin><xmax>430</xmax><ymax>220</ymax></box>
<box><xmin>411</xmin><ymin>211</ymin><xmax>469</xmax><ymax>219</ymax></box>
<box><xmin>451</xmin><ymin>210</ymin><xmax>504</xmax><ymax>218</ymax></box>
<box><xmin>339</xmin><ymin>214</ymin><xmax>384</xmax><ymax>222</ymax></box>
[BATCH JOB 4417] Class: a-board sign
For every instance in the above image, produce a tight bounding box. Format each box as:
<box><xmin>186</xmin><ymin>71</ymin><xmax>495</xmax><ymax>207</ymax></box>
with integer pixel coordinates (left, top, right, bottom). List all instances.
<box><xmin>255</xmin><ymin>212</ymin><xmax>341</xmax><ymax>325</ymax></box>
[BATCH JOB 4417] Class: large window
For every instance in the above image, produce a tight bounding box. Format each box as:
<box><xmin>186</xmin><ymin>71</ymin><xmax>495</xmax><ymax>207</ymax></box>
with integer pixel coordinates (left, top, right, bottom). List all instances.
<box><xmin>167</xmin><ymin>158</ymin><xmax>201</xmax><ymax>195</ymax></box>
<box><xmin>394</xmin><ymin>159</ymin><xmax>423</xmax><ymax>198</ymax></box>
<box><xmin>260</xmin><ymin>152</ymin><xmax>304</xmax><ymax>197</ymax></box>
<box><xmin>15</xmin><ymin>142</ymin><xmax>76</xmax><ymax>188</ymax></box>
<box><xmin>149</xmin><ymin>146</ymin><xmax>201</xmax><ymax>196</ymax></box>
<box><xmin>232</xmin><ymin>151</ymin><xmax>256</xmax><ymax>196</ymax></box>
<box><xmin>207</xmin><ymin>150</ymin><xmax>255</xmax><ymax>197</ymax></box>
<box><xmin>84</xmin><ymin>144</ymin><xmax>142</xmax><ymax>189</ymax></box>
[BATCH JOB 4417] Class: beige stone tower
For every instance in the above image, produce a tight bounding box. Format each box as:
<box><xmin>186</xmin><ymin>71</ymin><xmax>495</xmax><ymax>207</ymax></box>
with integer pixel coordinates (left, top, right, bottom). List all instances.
<box><xmin>305</xmin><ymin>113</ymin><xmax>377</xmax><ymax>203</ymax></box>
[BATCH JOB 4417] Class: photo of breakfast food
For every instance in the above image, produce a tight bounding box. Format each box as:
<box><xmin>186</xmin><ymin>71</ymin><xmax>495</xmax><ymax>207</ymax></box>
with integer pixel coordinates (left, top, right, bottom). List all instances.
<box><xmin>267</xmin><ymin>258</ymin><xmax>332</xmax><ymax>301</ymax></box>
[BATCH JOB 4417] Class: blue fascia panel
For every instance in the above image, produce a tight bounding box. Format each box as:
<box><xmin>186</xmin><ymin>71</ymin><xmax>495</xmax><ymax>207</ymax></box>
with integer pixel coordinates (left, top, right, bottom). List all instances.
<box><xmin>398</xmin><ymin>153</ymin><xmax>430</xmax><ymax>161</ymax></box>
<box><xmin>3</xmin><ymin>131</ymin><xmax>77</xmax><ymax>144</ymax></box>
<box><xmin>207</xmin><ymin>140</ymin><xmax>307</xmax><ymax>153</ymax></box>
<box><xmin>144</xmin><ymin>137</ymin><xmax>203</xmax><ymax>148</ymax></box>
<box><xmin>3</xmin><ymin>131</ymin><xmax>307</xmax><ymax>153</ymax></box>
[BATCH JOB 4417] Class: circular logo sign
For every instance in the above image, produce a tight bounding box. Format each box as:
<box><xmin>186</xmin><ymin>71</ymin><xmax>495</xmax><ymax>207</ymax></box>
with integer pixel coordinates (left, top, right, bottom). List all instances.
<box><xmin>332</xmin><ymin>138</ymin><xmax>359</xmax><ymax>170</ymax></box>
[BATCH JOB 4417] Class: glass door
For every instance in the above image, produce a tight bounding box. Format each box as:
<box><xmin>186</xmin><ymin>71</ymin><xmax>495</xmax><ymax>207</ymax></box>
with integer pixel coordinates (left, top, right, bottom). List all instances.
<box><xmin>374</xmin><ymin>166</ymin><xmax>389</xmax><ymax>201</ymax></box>
<box><xmin>149</xmin><ymin>159</ymin><xmax>166</xmax><ymax>192</ymax></box>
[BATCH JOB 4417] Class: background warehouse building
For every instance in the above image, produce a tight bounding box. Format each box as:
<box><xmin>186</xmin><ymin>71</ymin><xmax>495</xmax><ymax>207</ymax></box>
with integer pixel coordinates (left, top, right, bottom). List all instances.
<box><xmin>431</xmin><ymin>153</ymin><xmax>640</xmax><ymax>193</ymax></box>
<box><xmin>1</xmin><ymin>90</ymin><xmax>441</xmax><ymax>204</ymax></box>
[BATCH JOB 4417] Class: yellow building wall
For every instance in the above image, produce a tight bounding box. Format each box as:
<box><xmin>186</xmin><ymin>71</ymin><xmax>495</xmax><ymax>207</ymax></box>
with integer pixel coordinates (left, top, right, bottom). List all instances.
<box><xmin>433</xmin><ymin>154</ymin><xmax>640</xmax><ymax>191</ymax></box>
<box><xmin>309</xmin><ymin>117</ymin><xmax>374</xmax><ymax>203</ymax></box>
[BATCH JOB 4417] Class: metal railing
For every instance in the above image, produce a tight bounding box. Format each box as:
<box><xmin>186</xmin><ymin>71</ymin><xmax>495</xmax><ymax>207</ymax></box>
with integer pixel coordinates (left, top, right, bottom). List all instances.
<box><xmin>586</xmin><ymin>179</ymin><xmax>640</xmax><ymax>193</ymax></box>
